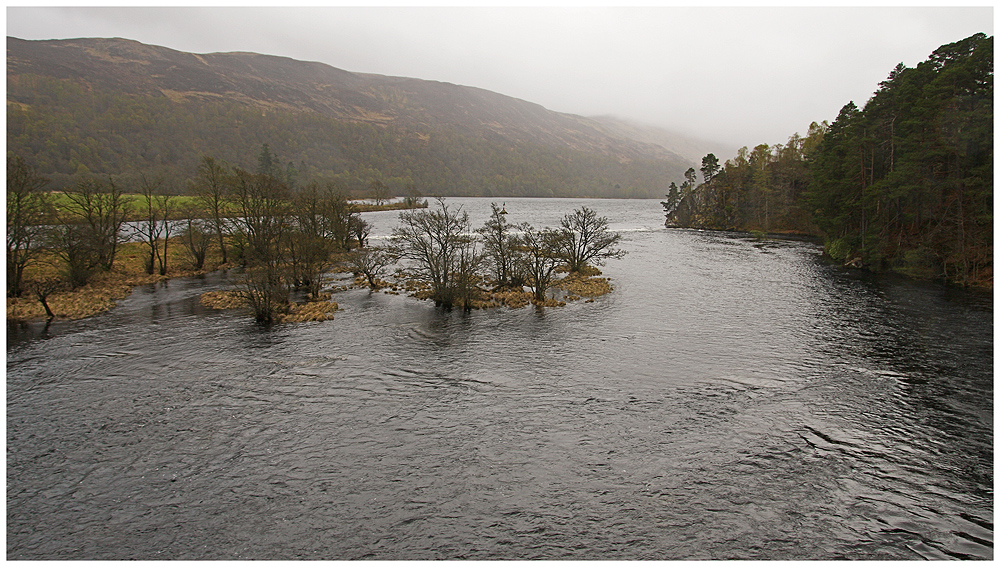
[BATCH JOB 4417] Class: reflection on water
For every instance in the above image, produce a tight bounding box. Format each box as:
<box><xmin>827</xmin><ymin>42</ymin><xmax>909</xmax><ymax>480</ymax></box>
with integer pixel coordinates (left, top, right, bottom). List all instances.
<box><xmin>7</xmin><ymin>198</ymin><xmax>992</xmax><ymax>560</ymax></box>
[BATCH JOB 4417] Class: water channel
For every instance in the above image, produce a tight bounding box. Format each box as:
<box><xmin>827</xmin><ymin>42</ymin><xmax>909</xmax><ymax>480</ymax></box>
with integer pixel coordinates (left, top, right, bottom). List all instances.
<box><xmin>7</xmin><ymin>198</ymin><xmax>993</xmax><ymax>559</ymax></box>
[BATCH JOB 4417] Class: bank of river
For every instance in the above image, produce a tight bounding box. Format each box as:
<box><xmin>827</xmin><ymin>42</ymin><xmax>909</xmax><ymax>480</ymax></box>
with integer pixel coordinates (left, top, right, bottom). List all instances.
<box><xmin>7</xmin><ymin>198</ymin><xmax>992</xmax><ymax>560</ymax></box>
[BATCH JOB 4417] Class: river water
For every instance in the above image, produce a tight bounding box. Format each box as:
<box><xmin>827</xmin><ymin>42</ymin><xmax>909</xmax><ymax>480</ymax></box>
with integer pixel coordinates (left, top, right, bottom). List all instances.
<box><xmin>6</xmin><ymin>198</ymin><xmax>993</xmax><ymax>560</ymax></box>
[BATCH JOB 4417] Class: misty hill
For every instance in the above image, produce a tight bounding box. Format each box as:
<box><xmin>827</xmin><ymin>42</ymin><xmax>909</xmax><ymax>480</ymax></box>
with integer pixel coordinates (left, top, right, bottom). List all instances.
<box><xmin>7</xmin><ymin>36</ymin><xmax>701</xmax><ymax>198</ymax></box>
<box><xmin>587</xmin><ymin>116</ymin><xmax>737</xmax><ymax>167</ymax></box>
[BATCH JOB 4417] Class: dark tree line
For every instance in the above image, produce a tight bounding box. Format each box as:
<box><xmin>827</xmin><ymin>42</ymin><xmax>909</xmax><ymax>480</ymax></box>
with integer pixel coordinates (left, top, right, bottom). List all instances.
<box><xmin>665</xmin><ymin>33</ymin><xmax>992</xmax><ymax>286</ymax></box>
<box><xmin>808</xmin><ymin>33</ymin><xmax>992</xmax><ymax>284</ymax></box>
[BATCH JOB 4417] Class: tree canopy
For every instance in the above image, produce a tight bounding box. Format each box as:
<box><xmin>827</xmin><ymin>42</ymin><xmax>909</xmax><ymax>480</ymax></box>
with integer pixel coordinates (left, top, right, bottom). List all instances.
<box><xmin>664</xmin><ymin>33</ymin><xmax>992</xmax><ymax>286</ymax></box>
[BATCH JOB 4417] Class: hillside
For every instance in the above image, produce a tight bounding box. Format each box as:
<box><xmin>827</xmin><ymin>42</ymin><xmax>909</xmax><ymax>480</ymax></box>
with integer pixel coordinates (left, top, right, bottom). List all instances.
<box><xmin>587</xmin><ymin>116</ymin><xmax>737</xmax><ymax>167</ymax></box>
<box><xmin>7</xmin><ymin>36</ymin><xmax>699</xmax><ymax>198</ymax></box>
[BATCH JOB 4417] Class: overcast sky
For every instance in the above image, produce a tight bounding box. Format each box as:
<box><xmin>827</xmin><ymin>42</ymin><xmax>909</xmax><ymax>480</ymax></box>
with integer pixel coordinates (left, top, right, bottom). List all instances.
<box><xmin>6</xmin><ymin>5</ymin><xmax>994</xmax><ymax>150</ymax></box>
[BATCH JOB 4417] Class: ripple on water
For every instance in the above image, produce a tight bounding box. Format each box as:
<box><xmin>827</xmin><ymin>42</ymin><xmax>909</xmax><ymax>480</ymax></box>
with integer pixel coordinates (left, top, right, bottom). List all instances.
<box><xmin>6</xmin><ymin>199</ymin><xmax>992</xmax><ymax>560</ymax></box>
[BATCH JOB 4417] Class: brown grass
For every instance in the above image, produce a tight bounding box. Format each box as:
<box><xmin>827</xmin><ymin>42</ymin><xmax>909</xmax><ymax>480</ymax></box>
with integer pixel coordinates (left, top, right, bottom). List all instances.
<box><xmin>279</xmin><ymin>299</ymin><xmax>339</xmax><ymax>323</ymax></box>
<box><xmin>374</xmin><ymin>264</ymin><xmax>613</xmax><ymax>310</ymax></box>
<box><xmin>552</xmin><ymin>269</ymin><xmax>614</xmax><ymax>298</ymax></box>
<box><xmin>199</xmin><ymin>290</ymin><xmax>246</xmax><ymax>310</ymax></box>
<box><xmin>198</xmin><ymin>288</ymin><xmax>339</xmax><ymax>323</ymax></box>
<box><xmin>8</xmin><ymin>238</ymin><xmax>232</xmax><ymax>322</ymax></box>
<box><xmin>9</xmin><ymin>239</ymin><xmax>616</xmax><ymax>323</ymax></box>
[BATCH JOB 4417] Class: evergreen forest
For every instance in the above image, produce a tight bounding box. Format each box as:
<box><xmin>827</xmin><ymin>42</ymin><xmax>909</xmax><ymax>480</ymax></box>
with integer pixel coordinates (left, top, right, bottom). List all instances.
<box><xmin>664</xmin><ymin>33</ymin><xmax>992</xmax><ymax>287</ymax></box>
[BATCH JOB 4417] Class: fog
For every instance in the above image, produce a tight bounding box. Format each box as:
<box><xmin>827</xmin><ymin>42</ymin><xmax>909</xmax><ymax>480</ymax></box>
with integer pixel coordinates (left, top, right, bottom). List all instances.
<box><xmin>6</xmin><ymin>6</ymin><xmax>993</xmax><ymax>150</ymax></box>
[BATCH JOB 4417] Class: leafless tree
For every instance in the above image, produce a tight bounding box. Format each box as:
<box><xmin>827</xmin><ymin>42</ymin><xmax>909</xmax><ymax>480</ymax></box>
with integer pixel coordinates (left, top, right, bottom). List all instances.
<box><xmin>180</xmin><ymin>211</ymin><xmax>212</xmax><ymax>270</ymax></box>
<box><xmin>392</xmin><ymin>198</ymin><xmax>481</xmax><ymax>308</ymax></box>
<box><xmin>369</xmin><ymin>179</ymin><xmax>391</xmax><ymax>206</ymax></box>
<box><xmin>288</xmin><ymin>183</ymin><xmax>340</xmax><ymax>297</ymax></box>
<box><xmin>477</xmin><ymin>202</ymin><xmax>522</xmax><ymax>288</ymax></box>
<box><xmin>191</xmin><ymin>156</ymin><xmax>232</xmax><ymax>264</ymax></box>
<box><xmin>349</xmin><ymin>246</ymin><xmax>398</xmax><ymax>289</ymax></box>
<box><xmin>136</xmin><ymin>173</ymin><xmax>174</xmax><ymax>276</ymax></box>
<box><xmin>230</xmin><ymin>168</ymin><xmax>292</xmax><ymax>323</ymax></box>
<box><xmin>29</xmin><ymin>277</ymin><xmax>66</xmax><ymax>320</ymax></box>
<box><xmin>556</xmin><ymin>206</ymin><xmax>625</xmax><ymax>272</ymax></box>
<box><xmin>515</xmin><ymin>224</ymin><xmax>563</xmax><ymax>302</ymax></box>
<box><xmin>7</xmin><ymin>156</ymin><xmax>50</xmax><ymax>297</ymax></box>
<box><xmin>61</xmin><ymin>176</ymin><xmax>130</xmax><ymax>272</ymax></box>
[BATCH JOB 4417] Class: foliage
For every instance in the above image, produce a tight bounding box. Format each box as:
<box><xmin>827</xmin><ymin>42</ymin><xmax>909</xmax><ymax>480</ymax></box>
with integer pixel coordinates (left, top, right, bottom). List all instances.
<box><xmin>664</xmin><ymin>33</ymin><xmax>992</xmax><ymax>286</ymax></box>
<box><xmin>666</xmin><ymin>130</ymin><xmax>820</xmax><ymax>234</ymax></box>
<box><xmin>807</xmin><ymin>33</ymin><xmax>993</xmax><ymax>285</ymax></box>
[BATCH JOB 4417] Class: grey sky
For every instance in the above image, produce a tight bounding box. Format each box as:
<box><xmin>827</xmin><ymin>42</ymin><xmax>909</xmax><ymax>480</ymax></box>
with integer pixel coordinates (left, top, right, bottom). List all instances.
<box><xmin>6</xmin><ymin>5</ymin><xmax>994</xmax><ymax>150</ymax></box>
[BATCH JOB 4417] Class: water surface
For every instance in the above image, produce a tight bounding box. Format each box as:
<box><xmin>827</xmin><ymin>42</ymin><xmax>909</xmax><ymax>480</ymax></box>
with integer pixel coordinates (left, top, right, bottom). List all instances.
<box><xmin>7</xmin><ymin>198</ymin><xmax>993</xmax><ymax>559</ymax></box>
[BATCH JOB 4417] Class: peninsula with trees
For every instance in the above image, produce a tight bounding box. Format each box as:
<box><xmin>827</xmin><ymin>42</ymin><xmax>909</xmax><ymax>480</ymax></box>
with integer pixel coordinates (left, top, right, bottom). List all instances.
<box><xmin>662</xmin><ymin>33</ymin><xmax>992</xmax><ymax>288</ymax></box>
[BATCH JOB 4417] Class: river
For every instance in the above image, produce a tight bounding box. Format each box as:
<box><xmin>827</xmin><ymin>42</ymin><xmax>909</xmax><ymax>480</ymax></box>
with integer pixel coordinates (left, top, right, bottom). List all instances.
<box><xmin>6</xmin><ymin>198</ymin><xmax>993</xmax><ymax>560</ymax></box>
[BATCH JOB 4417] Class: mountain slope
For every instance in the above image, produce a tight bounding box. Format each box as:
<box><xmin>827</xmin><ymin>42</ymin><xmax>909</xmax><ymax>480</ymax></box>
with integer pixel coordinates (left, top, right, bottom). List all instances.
<box><xmin>587</xmin><ymin>115</ymin><xmax>737</xmax><ymax>166</ymax></box>
<box><xmin>7</xmin><ymin>36</ymin><xmax>698</xmax><ymax>197</ymax></box>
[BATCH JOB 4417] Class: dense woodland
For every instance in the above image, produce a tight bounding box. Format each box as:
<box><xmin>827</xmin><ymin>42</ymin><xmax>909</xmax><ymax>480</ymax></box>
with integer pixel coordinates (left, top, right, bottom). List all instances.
<box><xmin>6</xmin><ymin>75</ymin><xmax>678</xmax><ymax>200</ymax></box>
<box><xmin>664</xmin><ymin>33</ymin><xmax>992</xmax><ymax>287</ymax></box>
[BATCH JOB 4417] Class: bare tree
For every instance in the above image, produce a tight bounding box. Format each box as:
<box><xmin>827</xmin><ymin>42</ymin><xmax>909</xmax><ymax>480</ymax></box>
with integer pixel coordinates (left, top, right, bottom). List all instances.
<box><xmin>477</xmin><ymin>202</ymin><xmax>521</xmax><ymax>288</ymax></box>
<box><xmin>288</xmin><ymin>183</ymin><xmax>340</xmax><ymax>297</ymax></box>
<box><xmin>191</xmin><ymin>156</ymin><xmax>231</xmax><ymax>264</ymax></box>
<box><xmin>135</xmin><ymin>173</ymin><xmax>174</xmax><ymax>276</ymax></box>
<box><xmin>179</xmin><ymin>210</ymin><xmax>212</xmax><ymax>270</ymax></box>
<box><xmin>349</xmin><ymin>246</ymin><xmax>398</xmax><ymax>289</ymax></box>
<box><xmin>391</xmin><ymin>197</ymin><xmax>481</xmax><ymax>308</ymax></box>
<box><xmin>556</xmin><ymin>206</ymin><xmax>625</xmax><ymax>273</ymax></box>
<box><xmin>29</xmin><ymin>277</ymin><xmax>66</xmax><ymax>320</ymax></box>
<box><xmin>515</xmin><ymin>224</ymin><xmax>563</xmax><ymax>302</ymax></box>
<box><xmin>369</xmin><ymin>179</ymin><xmax>391</xmax><ymax>206</ymax></box>
<box><xmin>48</xmin><ymin>221</ymin><xmax>100</xmax><ymax>288</ymax></box>
<box><xmin>230</xmin><ymin>168</ymin><xmax>292</xmax><ymax>323</ymax></box>
<box><xmin>61</xmin><ymin>176</ymin><xmax>130</xmax><ymax>272</ymax></box>
<box><xmin>402</xmin><ymin>185</ymin><xmax>427</xmax><ymax>209</ymax></box>
<box><xmin>349</xmin><ymin>214</ymin><xmax>371</xmax><ymax>250</ymax></box>
<box><xmin>7</xmin><ymin>156</ymin><xmax>50</xmax><ymax>297</ymax></box>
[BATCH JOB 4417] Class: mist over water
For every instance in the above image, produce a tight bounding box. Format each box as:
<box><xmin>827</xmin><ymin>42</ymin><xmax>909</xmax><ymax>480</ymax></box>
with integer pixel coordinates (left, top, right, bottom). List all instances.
<box><xmin>7</xmin><ymin>198</ymin><xmax>992</xmax><ymax>560</ymax></box>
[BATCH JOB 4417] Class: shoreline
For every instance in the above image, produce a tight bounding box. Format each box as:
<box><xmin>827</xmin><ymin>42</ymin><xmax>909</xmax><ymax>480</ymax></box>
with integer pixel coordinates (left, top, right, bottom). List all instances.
<box><xmin>665</xmin><ymin>225</ymin><xmax>993</xmax><ymax>291</ymax></box>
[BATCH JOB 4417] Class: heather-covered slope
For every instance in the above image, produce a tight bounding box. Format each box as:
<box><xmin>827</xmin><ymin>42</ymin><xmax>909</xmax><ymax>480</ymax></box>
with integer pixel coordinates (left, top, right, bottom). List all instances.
<box><xmin>8</xmin><ymin>36</ymin><xmax>697</xmax><ymax>197</ymax></box>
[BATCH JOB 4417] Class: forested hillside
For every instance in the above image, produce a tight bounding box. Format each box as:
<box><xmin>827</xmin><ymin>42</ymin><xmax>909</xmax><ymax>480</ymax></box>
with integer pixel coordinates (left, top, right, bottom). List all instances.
<box><xmin>6</xmin><ymin>37</ymin><xmax>694</xmax><ymax>198</ymax></box>
<box><xmin>665</xmin><ymin>33</ymin><xmax>992</xmax><ymax>287</ymax></box>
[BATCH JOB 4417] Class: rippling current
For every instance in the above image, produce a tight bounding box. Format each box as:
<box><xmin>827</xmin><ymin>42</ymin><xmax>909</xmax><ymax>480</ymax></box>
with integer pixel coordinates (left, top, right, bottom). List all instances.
<box><xmin>7</xmin><ymin>198</ymin><xmax>993</xmax><ymax>560</ymax></box>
